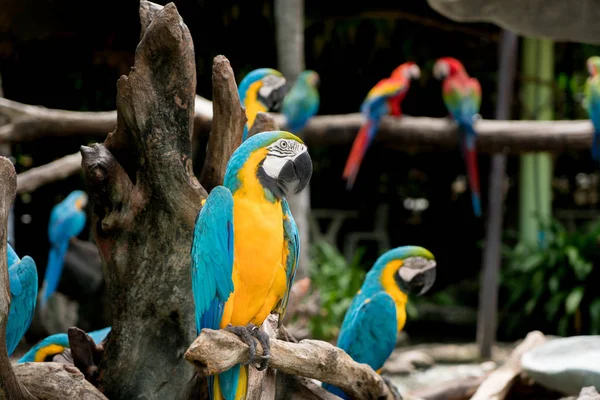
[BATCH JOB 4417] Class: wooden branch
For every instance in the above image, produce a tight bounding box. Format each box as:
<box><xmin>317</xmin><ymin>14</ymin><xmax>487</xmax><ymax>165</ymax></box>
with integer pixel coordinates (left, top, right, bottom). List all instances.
<box><xmin>470</xmin><ymin>330</ymin><xmax>547</xmax><ymax>400</ymax></box>
<box><xmin>80</xmin><ymin>2</ymin><xmax>206</xmax><ymax>397</ymax></box>
<box><xmin>184</xmin><ymin>327</ymin><xmax>395</xmax><ymax>400</ymax></box>
<box><xmin>0</xmin><ymin>156</ymin><xmax>34</xmax><ymax>399</ymax></box>
<box><xmin>13</xmin><ymin>363</ymin><xmax>108</xmax><ymax>399</ymax></box>
<box><xmin>16</xmin><ymin>152</ymin><xmax>82</xmax><ymax>194</ymax></box>
<box><xmin>0</xmin><ymin>96</ymin><xmax>212</xmax><ymax>145</ymax></box>
<box><xmin>198</xmin><ymin>55</ymin><xmax>246</xmax><ymax>193</ymax></box>
<box><xmin>1</xmin><ymin>91</ymin><xmax>596</xmax><ymax>154</ymax></box>
<box><xmin>248</xmin><ymin>112</ymin><xmax>280</xmax><ymax>137</ymax></box>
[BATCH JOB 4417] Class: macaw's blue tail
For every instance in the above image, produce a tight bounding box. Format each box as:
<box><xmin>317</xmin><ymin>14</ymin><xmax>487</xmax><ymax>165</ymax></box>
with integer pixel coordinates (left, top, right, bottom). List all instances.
<box><xmin>40</xmin><ymin>239</ymin><xmax>70</xmax><ymax>308</ymax></box>
<box><xmin>211</xmin><ymin>364</ymin><xmax>247</xmax><ymax>400</ymax></box>
<box><xmin>322</xmin><ymin>382</ymin><xmax>349</xmax><ymax>399</ymax></box>
<box><xmin>592</xmin><ymin>132</ymin><xmax>600</xmax><ymax>162</ymax></box>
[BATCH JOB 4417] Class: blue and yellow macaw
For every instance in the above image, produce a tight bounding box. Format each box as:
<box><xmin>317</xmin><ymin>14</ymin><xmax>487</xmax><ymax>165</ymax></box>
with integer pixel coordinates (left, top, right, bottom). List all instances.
<box><xmin>322</xmin><ymin>246</ymin><xmax>437</xmax><ymax>399</ymax></box>
<box><xmin>238</xmin><ymin>68</ymin><xmax>287</xmax><ymax>141</ymax></box>
<box><xmin>6</xmin><ymin>243</ymin><xmax>38</xmax><ymax>357</ymax></box>
<box><xmin>40</xmin><ymin>190</ymin><xmax>88</xmax><ymax>308</ymax></box>
<box><xmin>17</xmin><ymin>326</ymin><xmax>111</xmax><ymax>363</ymax></box>
<box><xmin>281</xmin><ymin>70</ymin><xmax>320</xmax><ymax>135</ymax></box>
<box><xmin>585</xmin><ymin>56</ymin><xmax>600</xmax><ymax>166</ymax></box>
<box><xmin>191</xmin><ymin>130</ymin><xmax>312</xmax><ymax>400</ymax></box>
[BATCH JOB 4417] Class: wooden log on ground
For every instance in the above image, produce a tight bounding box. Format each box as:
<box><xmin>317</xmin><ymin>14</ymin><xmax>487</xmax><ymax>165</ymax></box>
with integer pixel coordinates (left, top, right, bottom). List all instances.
<box><xmin>406</xmin><ymin>375</ymin><xmax>487</xmax><ymax>400</ymax></box>
<box><xmin>184</xmin><ymin>326</ymin><xmax>396</xmax><ymax>400</ymax></box>
<box><xmin>470</xmin><ymin>330</ymin><xmax>547</xmax><ymax>400</ymax></box>
<box><xmin>79</xmin><ymin>2</ymin><xmax>243</xmax><ymax>398</ymax></box>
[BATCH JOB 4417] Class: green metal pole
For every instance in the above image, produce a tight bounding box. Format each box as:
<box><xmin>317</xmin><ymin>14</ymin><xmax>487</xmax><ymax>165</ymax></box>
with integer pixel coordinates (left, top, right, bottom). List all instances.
<box><xmin>520</xmin><ymin>38</ymin><xmax>554</xmax><ymax>245</ymax></box>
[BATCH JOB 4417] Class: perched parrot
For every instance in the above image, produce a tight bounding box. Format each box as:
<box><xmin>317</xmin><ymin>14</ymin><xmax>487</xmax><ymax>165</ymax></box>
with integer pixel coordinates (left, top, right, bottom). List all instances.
<box><xmin>6</xmin><ymin>243</ymin><xmax>38</xmax><ymax>357</ymax></box>
<box><xmin>17</xmin><ymin>326</ymin><xmax>111</xmax><ymax>363</ymax></box>
<box><xmin>238</xmin><ymin>68</ymin><xmax>287</xmax><ymax>142</ymax></box>
<box><xmin>433</xmin><ymin>57</ymin><xmax>482</xmax><ymax>217</ymax></box>
<box><xmin>584</xmin><ymin>56</ymin><xmax>600</xmax><ymax>165</ymax></box>
<box><xmin>342</xmin><ymin>62</ymin><xmax>420</xmax><ymax>189</ymax></box>
<box><xmin>39</xmin><ymin>190</ymin><xmax>88</xmax><ymax>308</ymax></box>
<box><xmin>281</xmin><ymin>70</ymin><xmax>320</xmax><ymax>135</ymax></box>
<box><xmin>191</xmin><ymin>130</ymin><xmax>312</xmax><ymax>400</ymax></box>
<box><xmin>322</xmin><ymin>246</ymin><xmax>437</xmax><ymax>399</ymax></box>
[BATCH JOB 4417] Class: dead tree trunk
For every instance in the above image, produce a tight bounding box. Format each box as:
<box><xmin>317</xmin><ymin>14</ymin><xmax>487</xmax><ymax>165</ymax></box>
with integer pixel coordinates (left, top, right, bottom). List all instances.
<box><xmin>275</xmin><ymin>0</ymin><xmax>311</xmax><ymax>279</ymax></box>
<box><xmin>80</xmin><ymin>2</ymin><xmax>243</xmax><ymax>398</ymax></box>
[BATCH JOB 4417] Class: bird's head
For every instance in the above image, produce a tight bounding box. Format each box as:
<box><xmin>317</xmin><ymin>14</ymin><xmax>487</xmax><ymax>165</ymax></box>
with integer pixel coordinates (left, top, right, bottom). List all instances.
<box><xmin>433</xmin><ymin>57</ymin><xmax>466</xmax><ymax>80</ymax></box>
<box><xmin>587</xmin><ymin>57</ymin><xmax>600</xmax><ymax>77</ymax></box>
<box><xmin>226</xmin><ymin>131</ymin><xmax>312</xmax><ymax>199</ymax></box>
<box><xmin>299</xmin><ymin>70</ymin><xmax>320</xmax><ymax>87</ymax></box>
<box><xmin>391</xmin><ymin>61</ymin><xmax>421</xmax><ymax>81</ymax></box>
<box><xmin>63</xmin><ymin>190</ymin><xmax>88</xmax><ymax>210</ymax></box>
<box><xmin>239</xmin><ymin>68</ymin><xmax>288</xmax><ymax>110</ymax></box>
<box><xmin>379</xmin><ymin>246</ymin><xmax>437</xmax><ymax>297</ymax></box>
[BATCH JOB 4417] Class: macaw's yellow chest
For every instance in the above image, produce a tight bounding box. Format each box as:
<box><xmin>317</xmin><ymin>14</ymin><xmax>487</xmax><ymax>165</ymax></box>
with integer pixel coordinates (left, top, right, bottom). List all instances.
<box><xmin>220</xmin><ymin>192</ymin><xmax>288</xmax><ymax>328</ymax></box>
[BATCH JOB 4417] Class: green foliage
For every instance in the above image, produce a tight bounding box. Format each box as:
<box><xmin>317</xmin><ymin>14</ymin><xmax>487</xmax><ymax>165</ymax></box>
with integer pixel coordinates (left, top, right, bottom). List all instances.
<box><xmin>501</xmin><ymin>218</ymin><xmax>600</xmax><ymax>337</ymax></box>
<box><xmin>308</xmin><ymin>241</ymin><xmax>366</xmax><ymax>341</ymax></box>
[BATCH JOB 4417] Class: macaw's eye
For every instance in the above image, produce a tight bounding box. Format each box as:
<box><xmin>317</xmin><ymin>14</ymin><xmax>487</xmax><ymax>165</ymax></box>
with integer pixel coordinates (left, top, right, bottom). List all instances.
<box><xmin>281</xmin><ymin>141</ymin><xmax>287</xmax><ymax>147</ymax></box>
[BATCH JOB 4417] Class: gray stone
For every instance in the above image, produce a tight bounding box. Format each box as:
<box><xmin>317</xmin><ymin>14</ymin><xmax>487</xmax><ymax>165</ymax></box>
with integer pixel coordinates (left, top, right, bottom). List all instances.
<box><xmin>521</xmin><ymin>336</ymin><xmax>600</xmax><ymax>395</ymax></box>
<box><xmin>427</xmin><ymin>0</ymin><xmax>600</xmax><ymax>45</ymax></box>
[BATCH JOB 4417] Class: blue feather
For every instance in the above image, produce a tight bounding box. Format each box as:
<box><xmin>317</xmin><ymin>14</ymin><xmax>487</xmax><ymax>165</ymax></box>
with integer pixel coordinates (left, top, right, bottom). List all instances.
<box><xmin>41</xmin><ymin>190</ymin><xmax>87</xmax><ymax>307</ymax></box>
<box><xmin>6</xmin><ymin>255</ymin><xmax>38</xmax><ymax>356</ymax></box>
<box><xmin>191</xmin><ymin>186</ymin><xmax>235</xmax><ymax>399</ymax></box>
<box><xmin>281</xmin><ymin>71</ymin><xmax>320</xmax><ymax>135</ymax></box>
<box><xmin>7</xmin><ymin>242</ymin><xmax>20</xmax><ymax>267</ymax></box>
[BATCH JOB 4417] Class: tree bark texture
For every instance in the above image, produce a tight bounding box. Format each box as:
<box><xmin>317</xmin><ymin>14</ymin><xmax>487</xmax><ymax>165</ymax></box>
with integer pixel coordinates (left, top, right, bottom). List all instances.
<box><xmin>79</xmin><ymin>2</ymin><xmax>243</xmax><ymax>398</ymax></box>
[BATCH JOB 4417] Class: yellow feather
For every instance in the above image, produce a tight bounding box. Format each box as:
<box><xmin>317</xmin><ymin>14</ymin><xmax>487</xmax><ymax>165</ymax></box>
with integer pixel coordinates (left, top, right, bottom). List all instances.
<box><xmin>380</xmin><ymin>260</ymin><xmax>408</xmax><ymax>331</ymax></box>
<box><xmin>34</xmin><ymin>344</ymin><xmax>65</xmax><ymax>362</ymax></box>
<box><xmin>220</xmin><ymin>148</ymin><xmax>288</xmax><ymax>328</ymax></box>
<box><xmin>244</xmin><ymin>81</ymin><xmax>267</xmax><ymax>129</ymax></box>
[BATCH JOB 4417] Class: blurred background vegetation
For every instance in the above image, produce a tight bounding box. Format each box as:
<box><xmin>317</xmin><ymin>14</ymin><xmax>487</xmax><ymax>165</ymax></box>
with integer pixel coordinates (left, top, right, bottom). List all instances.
<box><xmin>2</xmin><ymin>0</ymin><xmax>600</xmax><ymax>344</ymax></box>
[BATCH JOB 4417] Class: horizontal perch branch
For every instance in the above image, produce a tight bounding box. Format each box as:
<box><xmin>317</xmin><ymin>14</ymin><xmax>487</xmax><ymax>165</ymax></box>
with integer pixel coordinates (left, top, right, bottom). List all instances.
<box><xmin>16</xmin><ymin>152</ymin><xmax>82</xmax><ymax>194</ymax></box>
<box><xmin>0</xmin><ymin>96</ymin><xmax>596</xmax><ymax>153</ymax></box>
<box><xmin>184</xmin><ymin>327</ymin><xmax>395</xmax><ymax>400</ymax></box>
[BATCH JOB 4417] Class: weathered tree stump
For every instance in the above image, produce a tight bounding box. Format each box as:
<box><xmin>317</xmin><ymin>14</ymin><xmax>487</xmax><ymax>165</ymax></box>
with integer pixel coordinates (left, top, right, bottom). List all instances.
<box><xmin>80</xmin><ymin>1</ymin><xmax>243</xmax><ymax>398</ymax></box>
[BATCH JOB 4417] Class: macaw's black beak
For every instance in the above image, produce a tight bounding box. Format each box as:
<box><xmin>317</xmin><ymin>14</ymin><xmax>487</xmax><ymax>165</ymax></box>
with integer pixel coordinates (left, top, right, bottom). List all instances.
<box><xmin>278</xmin><ymin>151</ymin><xmax>313</xmax><ymax>195</ymax></box>
<box><xmin>397</xmin><ymin>260</ymin><xmax>437</xmax><ymax>296</ymax></box>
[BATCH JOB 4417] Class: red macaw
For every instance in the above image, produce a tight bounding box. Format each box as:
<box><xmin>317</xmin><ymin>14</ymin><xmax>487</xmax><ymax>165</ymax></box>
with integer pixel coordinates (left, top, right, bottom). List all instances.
<box><xmin>433</xmin><ymin>57</ymin><xmax>482</xmax><ymax>217</ymax></box>
<box><xmin>342</xmin><ymin>62</ymin><xmax>420</xmax><ymax>189</ymax></box>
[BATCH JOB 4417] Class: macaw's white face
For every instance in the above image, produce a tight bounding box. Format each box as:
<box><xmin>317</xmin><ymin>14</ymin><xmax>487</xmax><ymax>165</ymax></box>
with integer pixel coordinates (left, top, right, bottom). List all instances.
<box><xmin>258</xmin><ymin>74</ymin><xmax>287</xmax><ymax>110</ymax></box>
<box><xmin>404</xmin><ymin>64</ymin><xmax>421</xmax><ymax>80</ymax></box>
<box><xmin>433</xmin><ymin>61</ymin><xmax>449</xmax><ymax>80</ymax></box>
<box><xmin>259</xmin><ymin>138</ymin><xmax>312</xmax><ymax>198</ymax></box>
<box><xmin>396</xmin><ymin>256</ymin><xmax>437</xmax><ymax>296</ymax></box>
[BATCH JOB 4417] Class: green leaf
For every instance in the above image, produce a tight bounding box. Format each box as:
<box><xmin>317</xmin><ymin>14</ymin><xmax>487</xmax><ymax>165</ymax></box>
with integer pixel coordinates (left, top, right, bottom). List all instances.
<box><xmin>565</xmin><ymin>287</ymin><xmax>584</xmax><ymax>315</ymax></box>
<box><xmin>549</xmin><ymin>276</ymin><xmax>560</xmax><ymax>293</ymax></box>
<box><xmin>558</xmin><ymin>315</ymin><xmax>569</xmax><ymax>336</ymax></box>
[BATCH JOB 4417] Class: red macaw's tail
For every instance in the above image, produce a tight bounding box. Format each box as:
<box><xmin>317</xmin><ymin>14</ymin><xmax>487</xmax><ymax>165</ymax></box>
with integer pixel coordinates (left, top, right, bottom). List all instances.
<box><xmin>342</xmin><ymin>120</ymin><xmax>375</xmax><ymax>190</ymax></box>
<box><xmin>460</xmin><ymin>127</ymin><xmax>482</xmax><ymax>217</ymax></box>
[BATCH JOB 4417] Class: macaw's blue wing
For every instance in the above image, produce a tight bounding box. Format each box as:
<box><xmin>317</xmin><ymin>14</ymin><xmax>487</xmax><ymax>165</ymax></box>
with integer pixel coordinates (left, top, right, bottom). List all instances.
<box><xmin>322</xmin><ymin>292</ymin><xmax>398</xmax><ymax>399</ymax></box>
<box><xmin>7</xmin><ymin>256</ymin><xmax>39</xmax><ymax>356</ymax></box>
<box><xmin>274</xmin><ymin>198</ymin><xmax>300</xmax><ymax>327</ymax></box>
<box><xmin>7</xmin><ymin>242</ymin><xmax>20</xmax><ymax>267</ymax></box>
<box><xmin>88</xmin><ymin>327</ymin><xmax>111</xmax><ymax>344</ymax></box>
<box><xmin>191</xmin><ymin>186</ymin><xmax>235</xmax><ymax>335</ymax></box>
<box><xmin>17</xmin><ymin>332</ymin><xmax>70</xmax><ymax>363</ymax></box>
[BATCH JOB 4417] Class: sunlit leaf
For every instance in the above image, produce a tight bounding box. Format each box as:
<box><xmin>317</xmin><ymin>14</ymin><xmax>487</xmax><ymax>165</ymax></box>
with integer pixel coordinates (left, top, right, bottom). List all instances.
<box><xmin>565</xmin><ymin>287</ymin><xmax>584</xmax><ymax>315</ymax></box>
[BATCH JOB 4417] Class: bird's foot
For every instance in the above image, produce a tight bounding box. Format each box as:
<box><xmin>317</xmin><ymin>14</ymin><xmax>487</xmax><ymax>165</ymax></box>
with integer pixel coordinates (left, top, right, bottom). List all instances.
<box><xmin>382</xmin><ymin>375</ymin><xmax>403</xmax><ymax>400</ymax></box>
<box><xmin>225</xmin><ymin>324</ymin><xmax>270</xmax><ymax>370</ymax></box>
<box><xmin>249</xmin><ymin>324</ymin><xmax>271</xmax><ymax>371</ymax></box>
<box><xmin>225</xmin><ymin>324</ymin><xmax>257</xmax><ymax>366</ymax></box>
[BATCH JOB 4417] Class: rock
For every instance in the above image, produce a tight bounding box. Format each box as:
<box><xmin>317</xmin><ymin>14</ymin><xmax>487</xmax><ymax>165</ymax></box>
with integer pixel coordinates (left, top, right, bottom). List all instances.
<box><xmin>426</xmin><ymin>0</ymin><xmax>600</xmax><ymax>45</ymax></box>
<box><xmin>577</xmin><ymin>386</ymin><xmax>600</xmax><ymax>400</ymax></box>
<box><xmin>521</xmin><ymin>336</ymin><xmax>600</xmax><ymax>396</ymax></box>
